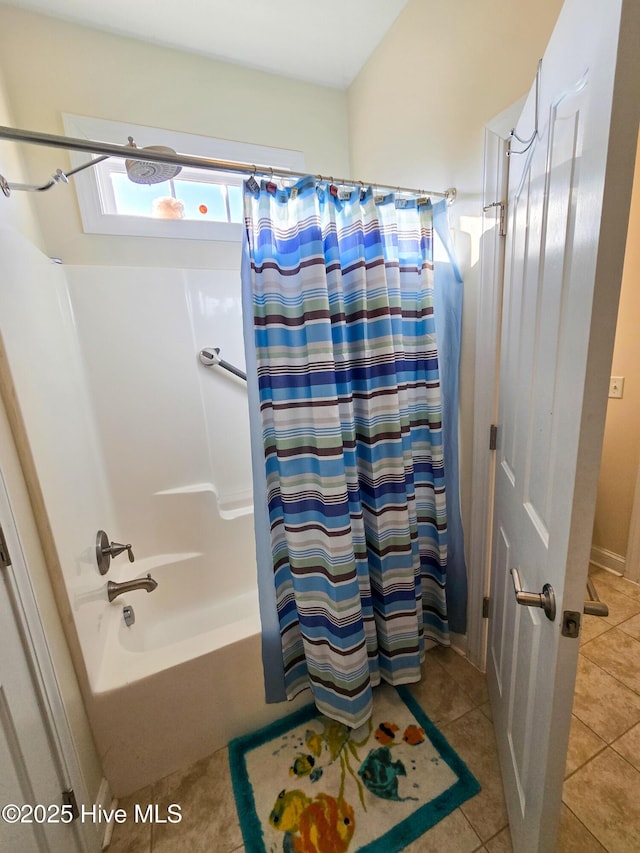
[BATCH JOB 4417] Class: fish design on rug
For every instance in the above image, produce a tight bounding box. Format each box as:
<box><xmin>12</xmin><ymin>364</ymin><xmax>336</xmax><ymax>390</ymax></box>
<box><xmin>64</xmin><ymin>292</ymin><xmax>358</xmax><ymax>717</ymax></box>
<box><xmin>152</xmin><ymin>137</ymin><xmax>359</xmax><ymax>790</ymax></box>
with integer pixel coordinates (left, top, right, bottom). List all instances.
<box><xmin>301</xmin><ymin>717</ymin><xmax>372</xmax><ymax>806</ymax></box>
<box><xmin>374</xmin><ymin>721</ymin><xmax>399</xmax><ymax>745</ymax></box>
<box><xmin>290</xmin><ymin>754</ymin><xmax>316</xmax><ymax>778</ymax></box>
<box><xmin>270</xmin><ymin>789</ymin><xmax>312</xmax><ymax>834</ymax></box>
<box><xmin>269</xmin><ymin>789</ymin><xmax>355</xmax><ymax>853</ymax></box>
<box><xmin>357</xmin><ymin>747</ymin><xmax>418</xmax><ymax>802</ymax></box>
<box><xmin>305</xmin><ymin>719</ymin><xmax>351</xmax><ymax>763</ymax></box>
<box><xmin>403</xmin><ymin>724</ymin><xmax>426</xmax><ymax>746</ymax></box>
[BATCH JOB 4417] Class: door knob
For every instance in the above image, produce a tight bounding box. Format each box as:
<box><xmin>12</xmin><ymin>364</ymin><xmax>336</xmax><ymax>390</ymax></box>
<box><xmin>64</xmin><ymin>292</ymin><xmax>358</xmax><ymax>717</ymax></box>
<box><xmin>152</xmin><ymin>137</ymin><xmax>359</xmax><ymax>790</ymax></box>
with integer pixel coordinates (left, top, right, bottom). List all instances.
<box><xmin>510</xmin><ymin>567</ymin><xmax>556</xmax><ymax>621</ymax></box>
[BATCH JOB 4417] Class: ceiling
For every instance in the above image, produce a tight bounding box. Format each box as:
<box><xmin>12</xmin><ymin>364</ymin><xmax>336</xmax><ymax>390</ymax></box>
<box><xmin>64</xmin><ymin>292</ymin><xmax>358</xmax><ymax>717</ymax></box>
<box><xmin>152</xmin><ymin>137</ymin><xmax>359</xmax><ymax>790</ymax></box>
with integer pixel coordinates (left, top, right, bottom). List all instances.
<box><xmin>3</xmin><ymin>0</ymin><xmax>410</xmax><ymax>89</ymax></box>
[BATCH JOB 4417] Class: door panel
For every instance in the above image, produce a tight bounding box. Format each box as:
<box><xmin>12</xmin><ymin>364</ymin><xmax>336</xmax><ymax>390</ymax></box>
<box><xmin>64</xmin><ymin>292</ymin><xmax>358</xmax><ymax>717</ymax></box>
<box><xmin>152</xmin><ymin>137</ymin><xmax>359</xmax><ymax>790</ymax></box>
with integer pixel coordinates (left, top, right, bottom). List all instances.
<box><xmin>489</xmin><ymin>526</ymin><xmax>510</xmax><ymax>697</ymax></box>
<box><xmin>508</xmin><ymin>605</ymin><xmax>542</xmax><ymax>809</ymax></box>
<box><xmin>487</xmin><ymin>0</ymin><xmax>640</xmax><ymax>849</ymax></box>
<box><xmin>0</xmin><ymin>686</ymin><xmax>48</xmax><ymax>852</ymax></box>
<box><xmin>0</xmin><ymin>496</ymin><xmax>82</xmax><ymax>852</ymax></box>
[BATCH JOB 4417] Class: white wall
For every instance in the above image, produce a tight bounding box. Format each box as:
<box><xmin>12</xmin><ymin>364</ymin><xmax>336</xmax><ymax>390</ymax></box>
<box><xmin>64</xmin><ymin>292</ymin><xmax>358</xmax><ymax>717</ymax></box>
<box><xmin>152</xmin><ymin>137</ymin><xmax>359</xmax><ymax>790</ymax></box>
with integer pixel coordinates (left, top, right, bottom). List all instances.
<box><xmin>0</xmin><ymin>4</ymin><xmax>350</xmax><ymax>270</ymax></box>
<box><xmin>347</xmin><ymin>0</ymin><xmax>564</xmax><ymax>556</ymax></box>
<box><xmin>0</xmin><ymin>230</ymin><xmax>119</xmax><ymax>690</ymax></box>
<box><xmin>65</xmin><ymin>265</ymin><xmax>256</xmax><ymax>580</ymax></box>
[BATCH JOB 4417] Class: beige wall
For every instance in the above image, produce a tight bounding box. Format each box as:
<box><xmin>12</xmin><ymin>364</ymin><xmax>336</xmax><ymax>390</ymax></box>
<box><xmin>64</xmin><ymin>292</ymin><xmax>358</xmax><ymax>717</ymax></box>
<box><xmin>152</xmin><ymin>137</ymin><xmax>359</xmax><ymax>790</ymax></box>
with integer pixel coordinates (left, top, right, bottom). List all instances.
<box><xmin>592</xmin><ymin>137</ymin><xmax>640</xmax><ymax>561</ymax></box>
<box><xmin>0</xmin><ymin>4</ymin><xmax>350</xmax><ymax>269</ymax></box>
<box><xmin>347</xmin><ymin>0</ymin><xmax>564</xmax><ymax>546</ymax></box>
<box><xmin>0</xmin><ymin>64</ymin><xmax>43</xmax><ymax>244</ymax></box>
<box><xmin>348</xmin><ymin>0</ymin><xmax>564</xmax><ymax>194</ymax></box>
<box><xmin>0</xmin><ymin>63</ymin><xmax>103</xmax><ymax>803</ymax></box>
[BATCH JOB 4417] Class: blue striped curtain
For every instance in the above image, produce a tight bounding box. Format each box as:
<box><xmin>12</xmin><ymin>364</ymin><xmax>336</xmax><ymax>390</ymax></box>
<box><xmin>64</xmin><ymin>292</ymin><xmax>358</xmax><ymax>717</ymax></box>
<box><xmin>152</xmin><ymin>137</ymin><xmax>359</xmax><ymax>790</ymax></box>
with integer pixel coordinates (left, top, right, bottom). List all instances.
<box><xmin>243</xmin><ymin>176</ymin><xmax>449</xmax><ymax>728</ymax></box>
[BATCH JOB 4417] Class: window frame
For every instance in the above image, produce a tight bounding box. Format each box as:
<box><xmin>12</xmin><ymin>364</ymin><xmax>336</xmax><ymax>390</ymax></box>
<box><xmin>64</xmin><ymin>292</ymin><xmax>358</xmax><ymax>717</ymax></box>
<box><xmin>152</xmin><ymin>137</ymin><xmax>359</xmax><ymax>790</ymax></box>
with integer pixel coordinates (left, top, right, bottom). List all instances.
<box><xmin>63</xmin><ymin>114</ymin><xmax>306</xmax><ymax>241</ymax></box>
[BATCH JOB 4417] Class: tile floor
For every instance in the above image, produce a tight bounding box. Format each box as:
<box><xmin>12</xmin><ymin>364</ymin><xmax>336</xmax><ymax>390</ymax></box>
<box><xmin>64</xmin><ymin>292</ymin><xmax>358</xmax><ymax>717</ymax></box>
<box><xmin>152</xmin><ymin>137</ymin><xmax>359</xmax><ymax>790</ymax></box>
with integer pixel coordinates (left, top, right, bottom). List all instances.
<box><xmin>562</xmin><ymin>565</ymin><xmax>640</xmax><ymax>852</ymax></box>
<box><xmin>106</xmin><ymin>564</ymin><xmax>640</xmax><ymax>852</ymax></box>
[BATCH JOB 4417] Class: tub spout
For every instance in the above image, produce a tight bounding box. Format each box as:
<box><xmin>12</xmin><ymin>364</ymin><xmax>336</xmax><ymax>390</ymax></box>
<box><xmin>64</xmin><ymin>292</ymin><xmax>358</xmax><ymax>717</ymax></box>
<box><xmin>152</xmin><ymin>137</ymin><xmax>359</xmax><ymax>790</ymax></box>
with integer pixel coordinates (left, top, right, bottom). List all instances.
<box><xmin>107</xmin><ymin>573</ymin><xmax>158</xmax><ymax>602</ymax></box>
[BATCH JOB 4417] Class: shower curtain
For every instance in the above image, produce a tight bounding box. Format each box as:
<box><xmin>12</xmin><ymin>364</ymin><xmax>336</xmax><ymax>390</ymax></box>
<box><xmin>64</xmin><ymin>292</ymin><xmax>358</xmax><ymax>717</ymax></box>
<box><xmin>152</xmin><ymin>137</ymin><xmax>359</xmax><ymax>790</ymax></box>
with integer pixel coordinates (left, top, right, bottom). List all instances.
<box><xmin>242</xmin><ymin>176</ymin><xmax>463</xmax><ymax>727</ymax></box>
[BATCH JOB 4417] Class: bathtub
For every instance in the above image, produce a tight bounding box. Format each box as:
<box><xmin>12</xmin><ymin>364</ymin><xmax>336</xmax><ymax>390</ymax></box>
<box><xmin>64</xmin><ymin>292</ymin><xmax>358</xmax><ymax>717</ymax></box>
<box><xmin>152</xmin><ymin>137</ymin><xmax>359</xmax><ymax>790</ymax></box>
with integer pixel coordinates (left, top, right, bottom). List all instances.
<box><xmin>94</xmin><ymin>552</ymin><xmax>260</xmax><ymax>692</ymax></box>
<box><xmin>88</xmin><ymin>550</ymin><xmax>309</xmax><ymax>797</ymax></box>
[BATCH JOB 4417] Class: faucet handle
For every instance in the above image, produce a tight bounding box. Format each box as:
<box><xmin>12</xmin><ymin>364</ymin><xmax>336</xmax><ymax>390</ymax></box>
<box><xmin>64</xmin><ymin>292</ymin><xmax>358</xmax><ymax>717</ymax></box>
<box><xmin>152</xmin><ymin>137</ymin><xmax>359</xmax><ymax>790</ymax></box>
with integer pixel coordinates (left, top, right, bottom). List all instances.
<box><xmin>96</xmin><ymin>531</ymin><xmax>135</xmax><ymax>575</ymax></box>
<box><xmin>107</xmin><ymin>541</ymin><xmax>135</xmax><ymax>562</ymax></box>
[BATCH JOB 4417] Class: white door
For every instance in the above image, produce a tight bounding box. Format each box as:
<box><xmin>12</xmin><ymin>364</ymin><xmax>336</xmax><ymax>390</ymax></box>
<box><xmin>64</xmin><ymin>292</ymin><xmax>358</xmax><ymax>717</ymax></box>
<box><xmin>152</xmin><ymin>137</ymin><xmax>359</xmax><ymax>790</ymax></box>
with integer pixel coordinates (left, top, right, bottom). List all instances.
<box><xmin>486</xmin><ymin>0</ymin><xmax>640</xmax><ymax>850</ymax></box>
<box><xmin>0</xmin><ymin>479</ymin><xmax>85</xmax><ymax>852</ymax></box>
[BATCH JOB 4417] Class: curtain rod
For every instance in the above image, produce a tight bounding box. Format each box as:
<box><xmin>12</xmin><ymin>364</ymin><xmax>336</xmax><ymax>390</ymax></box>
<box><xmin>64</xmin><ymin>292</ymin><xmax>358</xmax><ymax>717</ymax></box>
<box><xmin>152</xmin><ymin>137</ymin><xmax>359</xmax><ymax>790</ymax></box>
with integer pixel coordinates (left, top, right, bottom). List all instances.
<box><xmin>0</xmin><ymin>124</ymin><xmax>456</xmax><ymax>203</ymax></box>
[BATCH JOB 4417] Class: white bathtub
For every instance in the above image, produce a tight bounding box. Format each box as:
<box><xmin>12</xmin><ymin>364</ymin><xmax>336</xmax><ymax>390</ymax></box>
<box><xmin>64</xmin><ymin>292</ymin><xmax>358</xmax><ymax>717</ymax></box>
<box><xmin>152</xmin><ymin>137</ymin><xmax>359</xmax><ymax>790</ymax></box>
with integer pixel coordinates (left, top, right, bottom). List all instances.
<box><xmin>94</xmin><ymin>553</ymin><xmax>260</xmax><ymax>692</ymax></box>
<box><xmin>88</xmin><ymin>551</ymin><xmax>310</xmax><ymax>797</ymax></box>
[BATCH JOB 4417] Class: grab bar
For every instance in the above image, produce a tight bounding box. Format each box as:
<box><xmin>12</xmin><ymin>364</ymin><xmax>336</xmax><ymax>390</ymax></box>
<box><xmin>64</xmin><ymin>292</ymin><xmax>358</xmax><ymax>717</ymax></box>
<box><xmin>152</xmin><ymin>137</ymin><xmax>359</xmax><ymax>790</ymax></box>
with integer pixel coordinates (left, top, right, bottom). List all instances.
<box><xmin>199</xmin><ymin>347</ymin><xmax>247</xmax><ymax>381</ymax></box>
<box><xmin>584</xmin><ymin>577</ymin><xmax>609</xmax><ymax>618</ymax></box>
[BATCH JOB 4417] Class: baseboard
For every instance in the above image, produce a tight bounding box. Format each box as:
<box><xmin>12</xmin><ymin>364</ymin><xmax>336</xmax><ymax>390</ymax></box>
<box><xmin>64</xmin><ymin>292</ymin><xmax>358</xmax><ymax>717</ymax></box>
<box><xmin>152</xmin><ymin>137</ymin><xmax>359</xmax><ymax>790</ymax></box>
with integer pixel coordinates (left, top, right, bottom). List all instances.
<box><xmin>424</xmin><ymin>630</ymin><xmax>468</xmax><ymax>657</ymax></box>
<box><xmin>94</xmin><ymin>778</ymin><xmax>115</xmax><ymax>850</ymax></box>
<box><xmin>450</xmin><ymin>630</ymin><xmax>468</xmax><ymax>657</ymax></box>
<box><xmin>590</xmin><ymin>545</ymin><xmax>625</xmax><ymax>575</ymax></box>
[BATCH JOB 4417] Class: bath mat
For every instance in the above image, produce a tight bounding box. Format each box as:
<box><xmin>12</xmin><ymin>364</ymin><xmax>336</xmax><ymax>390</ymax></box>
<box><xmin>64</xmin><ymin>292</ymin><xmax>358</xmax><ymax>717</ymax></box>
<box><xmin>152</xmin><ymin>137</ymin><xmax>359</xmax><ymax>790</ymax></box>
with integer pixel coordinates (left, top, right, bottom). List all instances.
<box><xmin>229</xmin><ymin>683</ymin><xmax>480</xmax><ymax>853</ymax></box>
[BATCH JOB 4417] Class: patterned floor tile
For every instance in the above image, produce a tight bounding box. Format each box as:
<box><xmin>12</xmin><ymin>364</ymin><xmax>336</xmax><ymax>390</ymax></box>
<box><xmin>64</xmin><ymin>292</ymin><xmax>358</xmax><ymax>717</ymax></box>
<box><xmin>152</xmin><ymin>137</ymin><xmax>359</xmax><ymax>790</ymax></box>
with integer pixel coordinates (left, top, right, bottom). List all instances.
<box><xmin>402</xmin><ymin>808</ymin><xmax>482</xmax><ymax>852</ymax></box>
<box><xmin>581</xmin><ymin>628</ymin><xmax>640</xmax><ymax>694</ymax></box>
<box><xmin>484</xmin><ymin>825</ymin><xmax>513</xmax><ymax>852</ymax></box>
<box><xmin>409</xmin><ymin>656</ymin><xmax>476</xmax><ymax>727</ymax></box>
<box><xmin>152</xmin><ymin>749</ymin><xmax>242</xmax><ymax>853</ymax></box>
<box><xmin>428</xmin><ymin>646</ymin><xmax>489</xmax><ymax>706</ymax></box>
<box><xmin>563</xmin><ymin>748</ymin><xmax>640</xmax><ymax>852</ymax></box>
<box><xmin>589</xmin><ymin>567</ymin><xmax>640</xmax><ymax>602</ymax></box>
<box><xmin>580</xmin><ymin>614</ymin><xmax>612</xmax><ymax>646</ymax></box>
<box><xmin>611</xmin><ymin>721</ymin><xmax>640</xmax><ymax>772</ymax></box>
<box><xmin>106</xmin><ymin>787</ymin><xmax>153</xmax><ymax>853</ymax></box>
<box><xmin>618</xmin><ymin>613</ymin><xmax>640</xmax><ymax>641</ymax></box>
<box><xmin>571</xmin><ymin>655</ymin><xmax>640</xmax><ymax>743</ymax></box>
<box><xmin>556</xmin><ymin>804</ymin><xmax>607</xmax><ymax>852</ymax></box>
<box><xmin>565</xmin><ymin>715</ymin><xmax>606</xmax><ymax>778</ymax></box>
<box><xmin>442</xmin><ymin>708</ymin><xmax>508</xmax><ymax>842</ymax></box>
<box><xmin>587</xmin><ymin>576</ymin><xmax>640</xmax><ymax>626</ymax></box>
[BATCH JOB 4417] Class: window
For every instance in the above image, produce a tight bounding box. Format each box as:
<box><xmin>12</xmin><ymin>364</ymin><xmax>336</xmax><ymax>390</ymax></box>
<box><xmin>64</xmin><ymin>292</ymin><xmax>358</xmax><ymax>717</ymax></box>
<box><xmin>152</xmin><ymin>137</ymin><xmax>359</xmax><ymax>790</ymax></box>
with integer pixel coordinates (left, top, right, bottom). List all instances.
<box><xmin>101</xmin><ymin>162</ymin><xmax>243</xmax><ymax>222</ymax></box>
<box><xmin>63</xmin><ymin>115</ymin><xmax>305</xmax><ymax>241</ymax></box>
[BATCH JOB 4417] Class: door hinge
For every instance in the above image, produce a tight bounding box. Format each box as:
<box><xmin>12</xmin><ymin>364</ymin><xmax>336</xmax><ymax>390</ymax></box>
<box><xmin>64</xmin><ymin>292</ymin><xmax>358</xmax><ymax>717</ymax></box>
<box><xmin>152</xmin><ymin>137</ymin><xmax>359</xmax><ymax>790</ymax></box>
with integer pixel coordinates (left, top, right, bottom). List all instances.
<box><xmin>62</xmin><ymin>788</ymin><xmax>79</xmax><ymax>821</ymax></box>
<box><xmin>482</xmin><ymin>596</ymin><xmax>490</xmax><ymax>618</ymax></box>
<box><xmin>489</xmin><ymin>424</ymin><xmax>498</xmax><ymax>451</ymax></box>
<box><xmin>0</xmin><ymin>523</ymin><xmax>11</xmax><ymax>570</ymax></box>
<box><xmin>482</xmin><ymin>201</ymin><xmax>507</xmax><ymax>237</ymax></box>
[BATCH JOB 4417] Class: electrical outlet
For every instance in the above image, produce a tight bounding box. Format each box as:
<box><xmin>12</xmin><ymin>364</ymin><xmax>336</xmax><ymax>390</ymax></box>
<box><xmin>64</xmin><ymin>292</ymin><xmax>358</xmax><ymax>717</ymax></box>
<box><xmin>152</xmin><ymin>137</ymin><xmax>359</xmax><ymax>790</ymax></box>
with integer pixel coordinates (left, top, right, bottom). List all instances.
<box><xmin>609</xmin><ymin>376</ymin><xmax>624</xmax><ymax>398</ymax></box>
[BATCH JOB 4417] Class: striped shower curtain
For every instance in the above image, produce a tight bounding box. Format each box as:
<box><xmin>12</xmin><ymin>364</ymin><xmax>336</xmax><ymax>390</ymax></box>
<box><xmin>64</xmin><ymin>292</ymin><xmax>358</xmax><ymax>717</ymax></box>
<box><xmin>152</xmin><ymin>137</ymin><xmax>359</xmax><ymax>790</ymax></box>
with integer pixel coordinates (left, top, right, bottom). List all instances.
<box><xmin>243</xmin><ymin>176</ymin><xmax>449</xmax><ymax>728</ymax></box>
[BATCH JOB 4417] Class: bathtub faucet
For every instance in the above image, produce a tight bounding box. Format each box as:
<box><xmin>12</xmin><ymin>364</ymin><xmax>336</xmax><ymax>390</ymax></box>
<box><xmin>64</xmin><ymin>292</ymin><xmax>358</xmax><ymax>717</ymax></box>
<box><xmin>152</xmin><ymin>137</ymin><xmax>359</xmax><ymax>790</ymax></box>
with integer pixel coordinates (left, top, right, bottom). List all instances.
<box><xmin>107</xmin><ymin>573</ymin><xmax>158</xmax><ymax>602</ymax></box>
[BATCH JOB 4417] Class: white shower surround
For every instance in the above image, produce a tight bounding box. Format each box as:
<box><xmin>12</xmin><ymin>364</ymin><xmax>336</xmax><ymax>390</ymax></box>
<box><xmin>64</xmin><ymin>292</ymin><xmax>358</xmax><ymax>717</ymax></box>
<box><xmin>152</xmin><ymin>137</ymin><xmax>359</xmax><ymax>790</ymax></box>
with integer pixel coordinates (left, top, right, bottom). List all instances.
<box><xmin>0</xmin><ymin>230</ymin><xmax>307</xmax><ymax>794</ymax></box>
